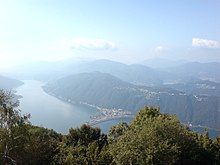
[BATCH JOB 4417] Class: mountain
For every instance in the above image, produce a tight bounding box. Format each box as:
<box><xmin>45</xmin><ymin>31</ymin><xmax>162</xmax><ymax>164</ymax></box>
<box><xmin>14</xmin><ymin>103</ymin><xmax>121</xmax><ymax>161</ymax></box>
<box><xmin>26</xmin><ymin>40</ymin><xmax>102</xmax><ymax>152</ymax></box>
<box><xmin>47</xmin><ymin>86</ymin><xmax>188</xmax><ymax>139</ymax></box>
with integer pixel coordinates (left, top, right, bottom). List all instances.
<box><xmin>141</xmin><ymin>58</ymin><xmax>188</xmax><ymax>68</ymax></box>
<box><xmin>65</xmin><ymin>59</ymin><xmax>165</xmax><ymax>86</ymax></box>
<box><xmin>43</xmin><ymin>72</ymin><xmax>146</xmax><ymax>111</ymax></box>
<box><xmin>162</xmin><ymin>80</ymin><xmax>220</xmax><ymax>96</ymax></box>
<box><xmin>6</xmin><ymin>59</ymin><xmax>220</xmax><ymax>85</ymax></box>
<box><xmin>43</xmin><ymin>72</ymin><xmax>220</xmax><ymax>130</ymax></box>
<box><xmin>7</xmin><ymin>59</ymin><xmax>167</xmax><ymax>85</ymax></box>
<box><xmin>0</xmin><ymin>75</ymin><xmax>24</xmax><ymax>90</ymax></box>
<box><xmin>166</xmin><ymin>62</ymin><xmax>220</xmax><ymax>83</ymax></box>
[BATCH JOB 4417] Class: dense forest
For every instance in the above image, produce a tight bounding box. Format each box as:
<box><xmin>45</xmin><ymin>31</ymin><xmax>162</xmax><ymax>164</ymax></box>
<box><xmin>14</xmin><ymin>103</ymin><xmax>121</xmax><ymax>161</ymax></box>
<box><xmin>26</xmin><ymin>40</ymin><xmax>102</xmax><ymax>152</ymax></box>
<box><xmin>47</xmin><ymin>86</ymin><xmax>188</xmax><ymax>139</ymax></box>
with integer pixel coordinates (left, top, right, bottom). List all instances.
<box><xmin>0</xmin><ymin>90</ymin><xmax>220</xmax><ymax>165</ymax></box>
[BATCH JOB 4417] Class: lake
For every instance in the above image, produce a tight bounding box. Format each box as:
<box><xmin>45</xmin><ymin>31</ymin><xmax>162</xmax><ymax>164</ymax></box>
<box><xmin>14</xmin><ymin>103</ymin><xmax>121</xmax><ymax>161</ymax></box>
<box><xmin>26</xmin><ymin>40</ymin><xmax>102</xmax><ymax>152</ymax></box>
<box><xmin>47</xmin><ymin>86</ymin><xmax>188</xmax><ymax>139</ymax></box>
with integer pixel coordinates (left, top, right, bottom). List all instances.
<box><xmin>16</xmin><ymin>80</ymin><xmax>132</xmax><ymax>134</ymax></box>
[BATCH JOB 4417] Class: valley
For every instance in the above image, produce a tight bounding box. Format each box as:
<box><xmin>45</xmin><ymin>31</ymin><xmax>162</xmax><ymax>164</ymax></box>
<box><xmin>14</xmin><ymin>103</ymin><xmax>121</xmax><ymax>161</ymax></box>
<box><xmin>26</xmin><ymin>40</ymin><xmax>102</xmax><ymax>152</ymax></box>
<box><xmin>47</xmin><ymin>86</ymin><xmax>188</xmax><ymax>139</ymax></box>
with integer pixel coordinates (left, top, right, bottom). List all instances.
<box><xmin>42</xmin><ymin>65</ymin><xmax>220</xmax><ymax>134</ymax></box>
<box><xmin>1</xmin><ymin>59</ymin><xmax>220</xmax><ymax>137</ymax></box>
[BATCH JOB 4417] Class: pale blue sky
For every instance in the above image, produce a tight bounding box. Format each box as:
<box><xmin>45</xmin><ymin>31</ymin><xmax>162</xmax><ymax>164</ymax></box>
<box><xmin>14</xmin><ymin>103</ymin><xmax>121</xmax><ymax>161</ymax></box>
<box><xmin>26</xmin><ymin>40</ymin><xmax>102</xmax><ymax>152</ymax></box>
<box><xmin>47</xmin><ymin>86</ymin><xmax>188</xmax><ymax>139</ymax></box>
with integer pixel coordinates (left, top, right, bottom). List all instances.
<box><xmin>0</xmin><ymin>0</ymin><xmax>220</xmax><ymax>68</ymax></box>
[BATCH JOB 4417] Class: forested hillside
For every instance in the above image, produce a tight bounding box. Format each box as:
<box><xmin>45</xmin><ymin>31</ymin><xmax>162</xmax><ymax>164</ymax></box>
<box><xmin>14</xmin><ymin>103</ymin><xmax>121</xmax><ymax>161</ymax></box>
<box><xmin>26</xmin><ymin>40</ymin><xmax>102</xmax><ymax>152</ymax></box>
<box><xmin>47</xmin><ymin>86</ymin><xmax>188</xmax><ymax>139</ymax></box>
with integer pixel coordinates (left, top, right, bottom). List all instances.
<box><xmin>43</xmin><ymin>72</ymin><xmax>220</xmax><ymax>131</ymax></box>
<box><xmin>0</xmin><ymin>90</ymin><xmax>220</xmax><ymax>164</ymax></box>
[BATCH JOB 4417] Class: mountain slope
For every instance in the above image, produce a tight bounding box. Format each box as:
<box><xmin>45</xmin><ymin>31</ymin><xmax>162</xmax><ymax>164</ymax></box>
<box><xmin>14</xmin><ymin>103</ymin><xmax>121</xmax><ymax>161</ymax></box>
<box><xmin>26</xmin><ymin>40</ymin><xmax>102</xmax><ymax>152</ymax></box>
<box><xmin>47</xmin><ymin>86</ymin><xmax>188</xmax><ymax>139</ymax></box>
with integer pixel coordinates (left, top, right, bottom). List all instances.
<box><xmin>0</xmin><ymin>75</ymin><xmax>23</xmax><ymax>90</ymax></box>
<box><xmin>162</xmin><ymin>80</ymin><xmax>220</xmax><ymax>96</ymax></box>
<box><xmin>43</xmin><ymin>72</ymin><xmax>220</xmax><ymax>130</ymax></box>
<box><xmin>69</xmin><ymin>59</ymin><xmax>165</xmax><ymax>85</ymax></box>
<box><xmin>43</xmin><ymin>72</ymin><xmax>147</xmax><ymax>111</ymax></box>
<box><xmin>166</xmin><ymin>62</ymin><xmax>220</xmax><ymax>82</ymax></box>
<box><xmin>141</xmin><ymin>58</ymin><xmax>188</xmax><ymax>68</ymax></box>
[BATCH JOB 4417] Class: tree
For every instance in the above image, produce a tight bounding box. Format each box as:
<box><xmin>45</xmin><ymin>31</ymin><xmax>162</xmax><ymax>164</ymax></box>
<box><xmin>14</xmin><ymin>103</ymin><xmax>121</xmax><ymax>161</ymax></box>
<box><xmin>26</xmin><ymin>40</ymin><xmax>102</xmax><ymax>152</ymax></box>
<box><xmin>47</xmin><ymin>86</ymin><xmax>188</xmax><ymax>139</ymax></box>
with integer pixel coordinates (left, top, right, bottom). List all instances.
<box><xmin>53</xmin><ymin>124</ymin><xmax>106</xmax><ymax>164</ymax></box>
<box><xmin>65</xmin><ymin>124</ymin><xmax>101</xmax><ymax>147</ymax></box>
<box><xmin>110</xmin><ymin>107</ymin><xmax>180</xmax><ymax>165</ymax></box>
<box><xmin>0</xmin><ymin>90</ymin><xmax>30</xmax><ymax>164</ymax></box>
<box><xmin>212</xmin><ymin>136</ymin><xmax>220</xmax><ymax>164</ymax></box>
<box><xmin>108</xmin><ymin>122</ymin><xmax>129</xmax><ymax>143</ymax></box>
<box><xmin>109</xmin><ymin>106</ymin><xmax>216</xmax><ymax>165</ymax></box>
<box><xmin>24</xmin><ymin>126</ymin><xmax>62</xmax><ymax>165</ymax></box>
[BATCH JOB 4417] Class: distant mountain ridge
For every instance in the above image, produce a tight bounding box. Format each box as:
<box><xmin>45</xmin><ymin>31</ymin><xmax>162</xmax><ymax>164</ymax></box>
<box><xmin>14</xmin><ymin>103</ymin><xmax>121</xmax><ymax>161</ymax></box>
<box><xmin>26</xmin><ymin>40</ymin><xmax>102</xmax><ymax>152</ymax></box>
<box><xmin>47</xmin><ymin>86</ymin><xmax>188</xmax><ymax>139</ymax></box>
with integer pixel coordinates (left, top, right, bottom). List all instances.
<box><xmin>141</xmin><ymin>58</ymin><xmax>188</xmax><ymax>68</ymax></box>
<box><xmin>65</xmin><ymin>60</ymin><xmax>165</xmax><ymax>86</ymax></box>
<box><xmin>163</xmin><ymin>80</ymin><xmax>220</xmax><ymax>96</ymax></box>
<box><xmin>8</xmin><ymin>59</ymin><xmax>220</xmax><ymax>85</ymax></box>
<box><xmin>166</xmin><ymin>62</ymin><xmax>220</xmax><ymax>82</ymax></box>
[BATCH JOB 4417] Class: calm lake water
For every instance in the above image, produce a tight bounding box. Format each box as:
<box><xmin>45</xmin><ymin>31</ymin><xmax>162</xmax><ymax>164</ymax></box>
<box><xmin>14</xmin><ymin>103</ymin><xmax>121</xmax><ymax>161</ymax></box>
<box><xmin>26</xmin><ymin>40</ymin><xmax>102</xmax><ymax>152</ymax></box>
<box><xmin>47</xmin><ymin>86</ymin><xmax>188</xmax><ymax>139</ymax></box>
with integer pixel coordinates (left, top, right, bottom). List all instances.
<box><xmin>16</xmin><ymin>80</ymin><xmax>132</xmax><ymax>134</ymax></box>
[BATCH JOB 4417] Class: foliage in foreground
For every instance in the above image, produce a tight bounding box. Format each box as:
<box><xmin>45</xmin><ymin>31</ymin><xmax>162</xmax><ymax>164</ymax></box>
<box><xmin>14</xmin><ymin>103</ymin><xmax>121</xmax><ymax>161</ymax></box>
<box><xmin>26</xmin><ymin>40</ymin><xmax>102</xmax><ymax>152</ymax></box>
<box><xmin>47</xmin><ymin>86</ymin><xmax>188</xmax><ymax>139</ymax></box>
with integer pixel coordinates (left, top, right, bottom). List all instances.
<box><xmin>0</xmin><ymin>90</ymin><xmax>220</xmax><ymax>165</ymax></box>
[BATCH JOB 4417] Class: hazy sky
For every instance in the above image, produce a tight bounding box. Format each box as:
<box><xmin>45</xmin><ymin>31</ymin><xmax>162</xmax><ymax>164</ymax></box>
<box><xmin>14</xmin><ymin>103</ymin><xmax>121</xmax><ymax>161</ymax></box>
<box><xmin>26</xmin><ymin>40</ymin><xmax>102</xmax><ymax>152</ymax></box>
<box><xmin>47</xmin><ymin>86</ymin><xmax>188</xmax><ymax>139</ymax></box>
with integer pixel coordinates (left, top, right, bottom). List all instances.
<box><xmin>0</xmin><ymin>0</ymin><xmax>220</xmax><ymax>68</ymax></box>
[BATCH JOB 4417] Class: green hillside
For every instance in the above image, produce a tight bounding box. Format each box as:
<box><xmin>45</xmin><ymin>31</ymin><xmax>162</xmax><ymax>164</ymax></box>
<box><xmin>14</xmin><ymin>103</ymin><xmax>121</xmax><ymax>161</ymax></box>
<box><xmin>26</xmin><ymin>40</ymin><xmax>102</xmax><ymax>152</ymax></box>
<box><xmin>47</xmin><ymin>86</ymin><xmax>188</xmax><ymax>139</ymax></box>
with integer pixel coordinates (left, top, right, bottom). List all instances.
<box><xmin>43</xmin><ymin>72</ymin><xmax>220</xmax><ymax>130</ymax></box>
<box><xmin>43</xmin><ymin>72</ymin><xmax>146</xmax><ymax>111</ymax></box>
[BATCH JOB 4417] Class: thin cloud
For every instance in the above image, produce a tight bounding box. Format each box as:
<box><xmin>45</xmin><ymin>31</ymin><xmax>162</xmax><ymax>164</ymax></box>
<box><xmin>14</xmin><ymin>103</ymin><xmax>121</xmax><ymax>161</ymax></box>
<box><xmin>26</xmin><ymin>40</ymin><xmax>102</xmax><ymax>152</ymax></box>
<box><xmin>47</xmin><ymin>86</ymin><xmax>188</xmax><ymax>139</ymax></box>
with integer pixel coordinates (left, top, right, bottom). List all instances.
<box><xmin>192</xmin><ymin>38</ymin><xmax>220</xmax><ymax>49</ymax></box>
<box><xmin>0</xmin><ymin>38</ymin><xmax>118</xmax><ymax>68</ymax></box>
<box><xmin>51</xmin><ymin>38</ymin><xmax>117</xmax><ymax>51</ymax></box>
<box><xmin>71</xmin><ymin>38</ymin><xmax>116</xmax><ymax>50</ymax></box>
<box><xmin>155</xmin><ymin>46</ymin><xmax>169</xmax><ymax>52</ymax></box>
<box><xmin>44</xmin><ymin>38</ymin><xmax>117</xmax><ymax>50</ymax></box>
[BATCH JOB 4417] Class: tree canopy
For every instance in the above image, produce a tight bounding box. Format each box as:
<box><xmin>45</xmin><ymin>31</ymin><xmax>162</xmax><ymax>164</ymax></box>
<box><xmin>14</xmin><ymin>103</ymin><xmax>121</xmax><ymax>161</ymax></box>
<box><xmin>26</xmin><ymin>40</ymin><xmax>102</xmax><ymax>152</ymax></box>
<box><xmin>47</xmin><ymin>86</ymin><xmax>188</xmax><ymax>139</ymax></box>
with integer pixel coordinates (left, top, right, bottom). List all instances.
<box><xmin>0</xmin><ymin>90</ymin><xmax>220</xmax><ymax>164</ymax></box>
